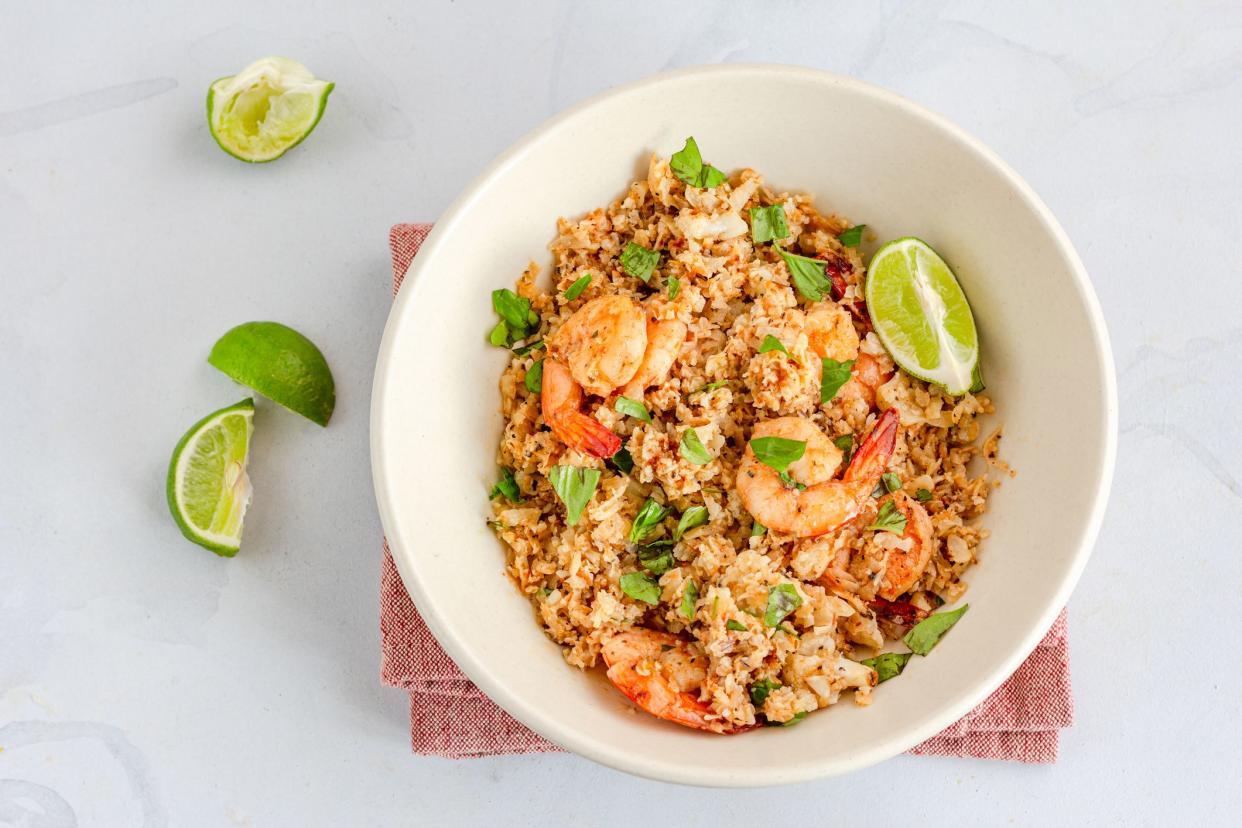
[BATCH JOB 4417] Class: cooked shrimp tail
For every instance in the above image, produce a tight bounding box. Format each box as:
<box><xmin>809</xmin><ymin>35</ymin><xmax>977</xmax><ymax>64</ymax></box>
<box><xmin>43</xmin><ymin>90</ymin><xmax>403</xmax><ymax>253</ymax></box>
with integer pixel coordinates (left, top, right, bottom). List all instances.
<box><xmin>541</xmin><ymin>359</ymin><xmax>622</xmax><ymax>458</ymax></box>
<box><xmin>843</xmin><ymin>408</ymin><xmax>899</xmax><ymax>484</ymax></box>
<box><xmin>602</xmin><ymin>629</ymin><xmax>737</xmax><ymax>733</ymax></box>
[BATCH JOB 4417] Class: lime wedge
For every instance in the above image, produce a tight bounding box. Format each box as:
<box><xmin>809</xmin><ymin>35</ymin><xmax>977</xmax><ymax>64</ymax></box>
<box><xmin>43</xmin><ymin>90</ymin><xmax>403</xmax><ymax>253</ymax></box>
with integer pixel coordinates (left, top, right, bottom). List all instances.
<box><xmin>208</xmin><ymin>322</ymin><xmax>335</xmax><ymax>426</ymax></box>
<box><xmin>167</xmin><ymin>399</ymin><xmax>255</xmax><ymax>556</ymax></box>
<box><xmin>207</xmin><ymin>56</ymin><xmax>333</xmax><ymax>163</ymax></box>
<box><xmin>865</xmin><ymin>238</ymin><xmax>980</xmax><ymax>395</ymax></box>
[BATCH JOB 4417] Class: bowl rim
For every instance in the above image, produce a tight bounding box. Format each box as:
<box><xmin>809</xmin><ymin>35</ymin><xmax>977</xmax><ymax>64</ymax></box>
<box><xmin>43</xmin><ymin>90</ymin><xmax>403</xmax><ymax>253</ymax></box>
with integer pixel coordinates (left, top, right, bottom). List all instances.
<box><xmin>371</xmin><ymin>63</ymin><xmax>1118</xmax><ymax>786</ymax></box>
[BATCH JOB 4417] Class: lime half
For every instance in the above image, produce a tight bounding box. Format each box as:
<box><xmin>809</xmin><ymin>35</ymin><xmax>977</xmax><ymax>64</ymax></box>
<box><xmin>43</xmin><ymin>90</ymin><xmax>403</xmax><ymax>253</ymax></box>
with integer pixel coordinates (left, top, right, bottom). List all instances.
<box><xmin>208</xmin><ymin>321</ymin><xmax>335</xmax><ymax>426</ymax></box>
<box><xmin>167</xmin><ymin>399</ymin><xmax>255</xmax><ymax>556</ymax></box>
<box><xmin>207</xmin><ymin>56</ymin><xmax>333</xmax><ymax>162</ymax></box>
<box><xmin>865</xmin><ymin>237</ymin><xmax>980</xmax><ymax>395</ymax></box>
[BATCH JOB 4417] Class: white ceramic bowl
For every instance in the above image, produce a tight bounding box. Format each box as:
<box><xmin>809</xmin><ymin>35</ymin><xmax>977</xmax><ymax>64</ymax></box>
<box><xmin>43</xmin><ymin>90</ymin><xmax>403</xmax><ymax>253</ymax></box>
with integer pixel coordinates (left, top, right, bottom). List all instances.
<box><xmin>371</xmin><ymin>65</ymin><xmax>1116</xmax><ymax>786</ymax></box>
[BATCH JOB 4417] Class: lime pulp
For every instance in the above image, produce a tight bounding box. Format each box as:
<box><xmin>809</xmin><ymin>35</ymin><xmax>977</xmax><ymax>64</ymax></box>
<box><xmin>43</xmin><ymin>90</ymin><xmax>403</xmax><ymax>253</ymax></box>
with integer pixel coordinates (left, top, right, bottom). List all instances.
<box><xmin>166</xmin><ymin>398</ymin><xmax>255</xmax><ymax>556</ymax></box>
<box><xmin>207</xmin><ymin>56</ymin><xmax>333</xmax><ymax>163</ymax></box>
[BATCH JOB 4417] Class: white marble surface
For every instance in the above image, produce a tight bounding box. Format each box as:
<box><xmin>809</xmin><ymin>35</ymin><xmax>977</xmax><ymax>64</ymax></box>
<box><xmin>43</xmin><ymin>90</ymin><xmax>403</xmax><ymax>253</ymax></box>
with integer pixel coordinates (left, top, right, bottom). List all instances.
<box><xmin>2</xmin><ymin>1</ymin><xmax>1238</xmax><ymax>824</ymax></box>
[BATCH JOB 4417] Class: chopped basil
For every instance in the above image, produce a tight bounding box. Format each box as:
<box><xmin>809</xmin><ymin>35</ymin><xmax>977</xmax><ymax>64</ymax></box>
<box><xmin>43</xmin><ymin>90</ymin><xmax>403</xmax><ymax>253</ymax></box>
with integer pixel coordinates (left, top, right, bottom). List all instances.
<box><xmin>620</xmin><ymin>242</ymin><xmax>661</xmax><ymax>283</ymax></box>
<box><xmin>820</xmin><ymin>357</ymin><xmax>855</xmax><ymax>403</ymax></box>
<box><xmin>757</xmin><ymin>335</ymin><xmax>789</xmax><ymax>357</ymax></box>
<box><xmin>861</xmin><ymin>651</ymin><xmax>913</xmax><ymax>683</ymax></box>
<box><xmin>749</xmin><ymin>678</ymin><xmax>781</xmax><ymax>706</ymax></box>
<box><xmin>512</xmin><ymin>338</ymin><xmax>545</xmax><ymax>356</ymax></box>
<box><xmin>749</xmin><ymin>205</ymin><xmax>788</xmax><ymax>244</ymax></box>
<box><xmin>524</xmin><ymin>359</ymin><xmax>543</xmax><ymax>394</ymax></box>
<box><xmin>680</xmin><ymin>579</ymin><xmax>699</xmax><ymax>619</ymax></box>
<box><xmin>615</xmin><ymin>396</ymin><xmax>651</xmax><ymax>423</ymax></box>
<box><xmin>628</xmin><ymin>497</ymin><xmax>669</xmax><ymax>543</ymax></box>
<box><xmin>487</xmin><ymin>320</ymin><xmax>509</xmax><ymax>347</ymax></box>
<box><xmin>779</xmin><ymin>249</ymin><xmax>833</xmax><ymax>302</ymax></box>
<box><xmin>777</xmin><ymin>711</ymin><xmax>808</xmax><ymax>727</ymax></box>
<box><xmin>619</xmin><ymin>571</ymin><xmax>661</xmax><ymax>605</ymax></box>
<box><xmin>751</xmin><ymin>519</ymin><xmax>767</xmax><ymax>537</ymax></box>
<box><xmin>674</xmin><ymin>505</ymin><xmax>709</xmax><ymax>540</ymax></box>
<box><xmin>538</xmin><ymin>587</ymin><xmax>552</xmax><ymax>598</ymax></box>
<box><xmin>490</xmin><ymin>289</ymin><xmax>539</xmax><ymax>346</ymax></box>
<box><xmin>607</xmin><ymin>448</ymin><xmax>634</xmax><ymax>475</ymax></box>
<box><xmin>726</xmin><ymin>619</ymin><xmax>747</xmax><ymax>632</ymax></box>
<box><xmin>679</xmin><ymin>428</ymin><xmax>713</xmax><ymax>465</ymax></box>
<box><xmin>693</xmin><ymin>380</ymin><xmax>728</xmax><ymax>394</ymax></box>
<box><xmin>903</xmin><ymin>604</ymin><xmax>969</xmax><ymax>655</ymax></box>
<box><xmin>668</xmin><ymin>276</ymin><xmax>681</xmax><ymax>299</ymax></box>
<box><xmin>833</xmin><ymin>434</ymin><xmax>855</xmax><ymax>465</ymax></box>
<box><xmin>868</xmin><ymin>500</ymin><xmax>908</xmax><ymax>534</ymax></box>
<box><xmin>881</xmin><ymin>472</ymin><xmax>901</xmax><ymax>493</ymax></box>
<box><xmin>837</xmin><ymin>224</ymin><xmax>867</xmax><ymax>248</ymax></box>
<box><xmin>637</xmin><ymin>540</ymin><xmax>675</xmax><ymax>576</ymax></box>
<box><xmin>488</xmin><ymin>468</ymin><xmax>520</xmax><ymax>502</ymax></box>
<box><xmin>563</xmin><ymin>274</ymin><xmax>592</xmax><ymax>300</ymax></box>
<box><xmin>749</xmin><ymin>436</ymin><xmax>806</xmax><ymax>473</ymax></box>
<box><xmin>548</xmin><ymin>465</ymin><xmax>601</xmax><ymax>526</ymax></box>
<box><xmin>778</xmin><ymin>470</ymin><xmax>806</xmax><ymax>491</ymax></box>
<box><xmin>915</xmin><ymin>487</ymin><xmax>933</xmax><ymax>502</ymax></box>
<box><xmin>670</xmin><ymin>136</ymin><xmax>727</xmax><ymax>189</ymax></box>
<box><xmin>764</xmin><ymin>583</ymin><xmax>802</xmax><ymax>627</ymax></box>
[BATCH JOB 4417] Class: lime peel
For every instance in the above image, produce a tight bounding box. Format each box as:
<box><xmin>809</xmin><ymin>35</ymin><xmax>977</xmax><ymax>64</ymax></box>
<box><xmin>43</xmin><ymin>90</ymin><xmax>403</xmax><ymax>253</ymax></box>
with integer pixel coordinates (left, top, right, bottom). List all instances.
<box><xmin>207</xmin><ymin>56</ymin><xmax>333</xmax><ymax>163</ymax></box>
<box><xmin>166</xmin><ymin>398</ymin><xmax>255</xmax><ymax>557</ymax></box>
<box><xmin>208</xmin><ymin>321</ymin><xmax>335</xmax><ymax>426</ymax></box>
<box><xmin>865</xmin><ymin>237</ymin><xmax>980</xmax><ymax>396</ymax></box>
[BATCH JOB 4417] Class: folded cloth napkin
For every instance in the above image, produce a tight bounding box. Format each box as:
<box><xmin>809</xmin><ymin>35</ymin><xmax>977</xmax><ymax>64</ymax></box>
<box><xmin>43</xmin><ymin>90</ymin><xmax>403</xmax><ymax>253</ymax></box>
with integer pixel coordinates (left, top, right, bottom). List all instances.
<box><xmin>381</xmin><ymin>223</ymin><xmax>1074</xmax><ymax>763</ymax></box>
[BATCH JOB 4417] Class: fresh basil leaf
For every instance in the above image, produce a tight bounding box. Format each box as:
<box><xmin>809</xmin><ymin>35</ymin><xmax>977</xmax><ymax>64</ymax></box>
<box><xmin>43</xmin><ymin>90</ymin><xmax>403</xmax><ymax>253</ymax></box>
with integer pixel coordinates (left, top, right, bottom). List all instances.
<box><xmin>628</xmin><ymin>497</ymin><xmax>669</xmax><ymax>543</ymax></box>
<box><xmin>548</xmin><ymin>465</ymin><xmax>601</xmax><ymax>526</ymax></box>
<box><xmin>615</xmin><ymin>396</ymin><xmax>652</xmax><ymax>423</ymax></box>
<box><xmin>679</xmin><ymin>428</ymin><xmax>713</xmax><ymax>465</ymax></box>
<box><xmin>820</xmin><ymin>357</ymin><xmax>855</xmax><ymax>403</ymax></box>
<box><xmin>667</xmin><ymin>276</ymin><xmax>680</xmax><ymax>300</ymax></box>
<box><xmin>749</xmin><ymin>436</ymin><xmax>806</xmax><ymax>473</ymax></box>
<box><xmin>749</xmin><ymin>678</ymin><xmax>781</xmax><ymax>706</ymax></box>
<box><xmin>833</xmin><ymin>434</ymin><xmax>855</xmax><ymax>466</ymax></box>
<box><xmin>775</xmin><ymin>711</ymin><xmax>808</xmax><ymax>727</ymax></box>
<box><xmin>861</xmin><ymin>651</ymin><xmax>913</xmax><ymax>683</ymax></box>
<box><xmin>751</xmin><ymin>519</ymin><xmax>767</xmax><ymax>537</ymax></box>
<box><xmin>488</xmin><ymin>468</ymin><xmax>520</xmax><ymax>502</ymax></box>
<box><xmin>674</xmin><ymin>505</ymin><xmax>709</xmax><ymax>540</ymax></box>
<box><xmin>492</xmin><ymin>289</ymin><xmax>538</xmax><ymax>337</ymax></box>
<box><xmin>621</xmin><ymin>242</ymin><xmax>661</xmax><ymax>282</ymax></box>
<box><xmin>726</xmin><ymin>619</ymin><xmax>747</xmax><ymax>632</ymax></box>
<box><xmin>693</xmin><ymin>380</ymin><xmax>728</xmax><ymax>394</ymax></box>
<box><xmin>607</xmin><ymin>448</ymin><xmax>634</xmax><ymax>475</ymax></box>
<box><xmin>488</xmin><ymin>319</ymin><xmax>509</xmax><ymax>347</ymax></box>
<box><xmin>868</xmin><ymin>500</ymin><xmax>908</xmax><ymax>534</ymax></box>
<box><xmin>749</xmin><ymin>205</ymin><xmax>789</xmax><ymax>244</ymax></box>
<box><xmin>637</xmin><ymin>539</ymin><xmax>675</xmax><ymax>576</ymax></box>
<box><xmin>524</xmin><ymin>359</ymin><xmax>543</xmax><ymax>394</ymax></box>
<box><xmin>915</xmin><ymin>487</ymin><xmax>933</xmax><ymax>502</ymax></box>
<box><xmin>764</xmin><ymin>583</ymin><xmax>802</xmax><ymax>627</ymax></box>
<box><xmin>564</xmin><ymin>274</ymin><xmax>592</xmax><ymax>300</ymax></box>
<box><xmin>512</xmin><ymin>338</ymin><xmax>544</xmax><ymax>356</ymax></box>
<box><xmin>779</xmin><ymin>249</ymin><xmax>833</xmax><ymax>302</ymax></box>
<box><xmin>619</xmin><ymin>571</ymin><xmax>661</xmax><ymax>605</ymax></box>
<box><xmin>837</xmin><ymin>224</ymin><xmax>867</xmax><ymax>248</ymax></box>
<box><xmin>903</xmin><ymin>604</ymin><xmax>969</xmax><ymax>655</ymax></box>
<box><xmin>680</xmin><ymin>579</ymin><xmax>699</xmax><ymax>619</ymax></box>
<box><xmin>882</xmin><ymin>472</ymin><xmax>901</xmax><ymax>493</ymax></box>
<box><xmin>758</xmin><ymin>335</ymin><xmax>789</xmax><ymax>357</ymax></box>
<box><xmin>670</xmin><ymin>136</ymin><xmax>727</xmax><ymax>188</ymax></box>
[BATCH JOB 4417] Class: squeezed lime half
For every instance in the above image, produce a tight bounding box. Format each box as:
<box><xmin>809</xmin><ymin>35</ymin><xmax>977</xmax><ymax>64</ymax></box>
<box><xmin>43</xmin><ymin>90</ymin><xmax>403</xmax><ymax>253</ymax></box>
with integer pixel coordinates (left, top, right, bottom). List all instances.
<box><xmin>865</xmin><ymin>237</ymin><xmax>980</xmax><ymax>395</ymax></box>
<box><xmin>207</xmin><ymin>56</ymin><xmax>333</xmax><ymax>162</ymax></box>
<box><xmin>167</xmin><ymin>398</ymin><xmax>254</xmax><ymax>556</ymax></box>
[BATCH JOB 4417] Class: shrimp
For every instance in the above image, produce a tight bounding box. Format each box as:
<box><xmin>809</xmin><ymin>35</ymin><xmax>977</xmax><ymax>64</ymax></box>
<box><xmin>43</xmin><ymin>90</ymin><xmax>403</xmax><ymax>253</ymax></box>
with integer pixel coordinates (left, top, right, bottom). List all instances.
<box><xmin>602</xmin><ymin>629</ymin><xmax>734</xmax><ymax>734</ymax></box>
<box><xmin>849</xmin><ymin>351</ymin><xmax>894</xmax><ymax>408</ymax></box>
<box><xmin>875</xmin><ymin>491</ymin><xmax>934</xmax><ymax>601</ymax></box>
<box><xmin>804</xmin><ymin>302</ymin><xmax>860</xmax><ymax>363</ymax></box>
<box><xmin>737</xmin><ymin>408</ymin><xmax>899</xmax><ymax>538</ymax></box>
<box><xmin>549</xmin><ymin>295</ymin><xmax>646</xmax><ymax>396</ymax></box>
<box><xmin>618</xmin><ymin>318</ymin><xmax>687</xmax><ymax>400</ymax></box>
<box><xmin>540</xmin><ymin>359</ymin><xmax>622</xmax><ymax>458</ymax></box>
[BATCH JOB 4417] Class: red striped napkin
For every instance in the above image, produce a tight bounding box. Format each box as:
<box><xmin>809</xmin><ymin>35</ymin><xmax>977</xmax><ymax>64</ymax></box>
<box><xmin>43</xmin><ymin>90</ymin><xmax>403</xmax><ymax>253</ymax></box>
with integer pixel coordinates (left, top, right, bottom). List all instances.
<box><xmin>381</xmin><ymin>223</ymin><xmax>1074</xmax><ymax>763</ymax></box>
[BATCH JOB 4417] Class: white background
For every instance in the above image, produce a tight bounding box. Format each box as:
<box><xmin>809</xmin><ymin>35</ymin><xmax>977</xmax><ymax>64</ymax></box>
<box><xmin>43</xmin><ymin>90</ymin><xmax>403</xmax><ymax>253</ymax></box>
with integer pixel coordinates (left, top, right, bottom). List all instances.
<box><xmin>2</xmin><ymin>1</ymin><xmax>1239</xmax><ymax>825</ymax></box>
